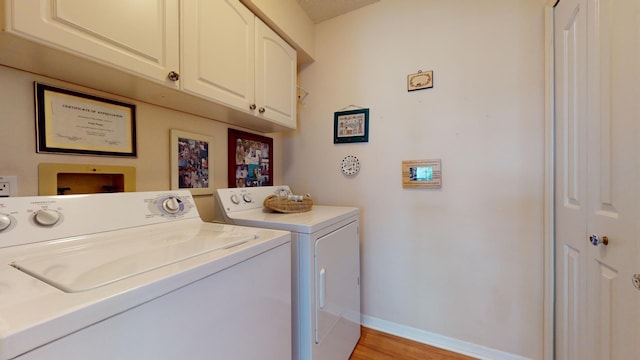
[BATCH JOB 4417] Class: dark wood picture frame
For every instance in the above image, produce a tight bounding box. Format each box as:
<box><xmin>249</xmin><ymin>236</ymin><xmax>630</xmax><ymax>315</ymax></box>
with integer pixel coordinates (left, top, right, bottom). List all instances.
<box><xmin>228</xmin><ymin>129</ymin><xmax>273</xmax><ymax>188</ymax></box>
<box><xmin>34</xmin><ymin>82</ymin><xmax>136</xmax><ymax>157</ymax></box>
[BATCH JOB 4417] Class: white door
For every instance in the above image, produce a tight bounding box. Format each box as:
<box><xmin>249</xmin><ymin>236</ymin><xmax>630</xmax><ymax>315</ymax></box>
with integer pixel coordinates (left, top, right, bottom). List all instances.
<box><xmin>554</xmin><ymin>0</ymin><xmax>640</xmax><ymax>359</ymax></box>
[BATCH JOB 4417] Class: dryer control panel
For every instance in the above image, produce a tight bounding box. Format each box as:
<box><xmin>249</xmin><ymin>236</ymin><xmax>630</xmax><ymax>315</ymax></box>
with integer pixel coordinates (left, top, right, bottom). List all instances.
<box><xmin>215</xmin><ymin>186</ymin><xmax>292</xmax><ymax>214</ymax></box>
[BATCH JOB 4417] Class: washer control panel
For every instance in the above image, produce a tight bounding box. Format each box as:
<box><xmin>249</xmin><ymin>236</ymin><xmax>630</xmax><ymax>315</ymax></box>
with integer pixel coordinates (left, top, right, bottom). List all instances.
<box><xmin>0</xmin><ymin>191</ymin><xmax>198</xmax><ymax>249</ymax></box>
<box><xmin>147</xmin><ymin>194</ymin><xmax>194</xmax><ymax>217</ymax></box>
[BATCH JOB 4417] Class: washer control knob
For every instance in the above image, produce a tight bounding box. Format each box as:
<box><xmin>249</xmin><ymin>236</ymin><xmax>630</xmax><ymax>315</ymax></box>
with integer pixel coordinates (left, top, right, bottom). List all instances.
<box><xmin>162</xmin><ymin>197</ymin><xmax>182</xmax><ymax>214</ymax></box>
<box><xmin>34</xmin><ymin>209</ymin><xmax>60</xmax><ymax>226</ymax></box>
<box><xmin>242</xmin><ymin>194</ymin><xmax>252</xmax><ymax>203</ymax></box>
<box><xmin>230</xmin><ymin>194</ymin><xmax>240</xmax><ymax>204</ymax></box>
<box><xmin>0</xmin><ymin>214</ymin><xmax>11</xmax><ymax>231</ymax></box>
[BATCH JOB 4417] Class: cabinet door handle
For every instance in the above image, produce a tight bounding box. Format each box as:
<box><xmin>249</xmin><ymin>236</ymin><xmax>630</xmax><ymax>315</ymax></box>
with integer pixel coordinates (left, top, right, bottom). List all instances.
<box><xmin>167</xmin><ymin>71</ymin><xmax>180</xmax><ymax>81</ymax></box>
<box><xmin>249</xmin><ymin>104</ymin><xmax>257</xmax><ymax>110</ymax></box>
<box><xmin>258</xmin><ymin>107</ymin><xmax>266</xmax><ymax>114</ymax></box>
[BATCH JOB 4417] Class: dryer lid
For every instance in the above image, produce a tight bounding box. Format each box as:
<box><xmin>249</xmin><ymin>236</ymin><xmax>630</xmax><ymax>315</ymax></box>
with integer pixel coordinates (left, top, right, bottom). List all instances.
<box><xmin>226</xmin><ymin>205</ymin><xmax>359</xmax><ymax>234</ymax></box>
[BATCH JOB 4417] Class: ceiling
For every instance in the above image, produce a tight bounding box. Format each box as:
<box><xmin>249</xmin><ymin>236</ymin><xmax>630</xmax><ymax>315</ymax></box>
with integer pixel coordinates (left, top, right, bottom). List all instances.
<box><xmin>297</xmin><ymin>0</ymin><xmax>379</xmax><ymax>23</ymax></box>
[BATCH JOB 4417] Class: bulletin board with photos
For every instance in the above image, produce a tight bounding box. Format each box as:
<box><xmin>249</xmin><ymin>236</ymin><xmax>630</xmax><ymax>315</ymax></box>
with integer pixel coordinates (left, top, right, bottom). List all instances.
<box><xmin>227</xmin><ymin>129</ymin><xmax>273</xmax><ymax>188</ymax></box>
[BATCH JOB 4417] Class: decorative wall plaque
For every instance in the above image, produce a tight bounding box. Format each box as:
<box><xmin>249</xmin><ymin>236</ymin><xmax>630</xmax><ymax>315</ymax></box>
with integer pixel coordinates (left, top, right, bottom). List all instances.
<box><xmin>402</xmin><ymin>159</ymin><xmax>442</xmax><ymax>189</ymax></box>
<box><xmin>407</xmin><ymin>70</ymin><xmax>434</xmax><ymax>91</ymax></box>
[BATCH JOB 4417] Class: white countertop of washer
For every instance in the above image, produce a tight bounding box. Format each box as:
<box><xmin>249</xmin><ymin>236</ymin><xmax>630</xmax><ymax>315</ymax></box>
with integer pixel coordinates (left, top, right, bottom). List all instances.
<box><xmin>0</xmin><ymin>220</ymin><xmax>290</xmax><ymax>360</ymax></box>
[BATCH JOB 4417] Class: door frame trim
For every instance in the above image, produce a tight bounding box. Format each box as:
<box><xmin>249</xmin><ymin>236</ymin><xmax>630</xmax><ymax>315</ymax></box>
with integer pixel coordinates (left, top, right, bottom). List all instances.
<box><xmin>543</xmin><ymin>1</ymin><xmax>557</xmax><ymax>360</ymax></box>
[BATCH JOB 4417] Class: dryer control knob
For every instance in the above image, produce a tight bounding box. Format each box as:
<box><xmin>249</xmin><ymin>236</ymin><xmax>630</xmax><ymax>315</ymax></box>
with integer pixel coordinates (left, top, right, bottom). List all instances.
<box><xmin>230</xmin><ymin>194</ymin><xmax>240</xmax><ymax>204</ymax></box>
<box><xmin>34</xmin><ymin>209</ymin><xmax>60</xmax><ymax>226</ymax></box>
<box><xmin>0</xmin><ymin>214</ymin><xmax>11</xmax><ymax>231</ymax></box>
<box><xmin>242</xmin><ymin>194</ymin><xmax>253</xmax><ymax>203</ymax></box>
<box><xmin>162</xmin><ymin>197</ymin><xmax>182</xmax><ymax>214</ymax></box>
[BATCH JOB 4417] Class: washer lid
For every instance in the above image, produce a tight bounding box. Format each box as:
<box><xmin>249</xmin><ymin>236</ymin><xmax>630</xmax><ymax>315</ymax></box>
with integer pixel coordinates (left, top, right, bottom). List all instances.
<box><xmin>10</xmin><ymin>225</ymin><xmax>256</xmax><ymax>293</ymax></box>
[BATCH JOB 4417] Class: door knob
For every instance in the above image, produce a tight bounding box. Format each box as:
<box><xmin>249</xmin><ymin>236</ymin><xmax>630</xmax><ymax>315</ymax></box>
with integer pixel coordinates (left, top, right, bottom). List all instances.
<box><xmin>167</xmin><ymin>71</ymin><xmax>180</xmax><ymax>81</ymax></box>
<box><xmin>589</xmin><ymin>234</ymin><xmax>609</xmax><ymax>246</ymax></box>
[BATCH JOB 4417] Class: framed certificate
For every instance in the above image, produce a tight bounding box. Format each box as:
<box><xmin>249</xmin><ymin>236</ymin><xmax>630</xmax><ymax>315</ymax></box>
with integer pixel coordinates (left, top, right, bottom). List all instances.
<box><xmin>35</xmin><ymin>82</ymin><xmax>136</xmax><ymax>157</ymax></box>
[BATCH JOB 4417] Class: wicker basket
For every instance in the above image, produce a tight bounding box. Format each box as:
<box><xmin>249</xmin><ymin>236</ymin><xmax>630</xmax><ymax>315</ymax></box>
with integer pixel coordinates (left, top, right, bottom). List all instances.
<box><xmin>263</xmin><ymin>194</ymin><xmax>313</xmax><ymax>213</ymax></box>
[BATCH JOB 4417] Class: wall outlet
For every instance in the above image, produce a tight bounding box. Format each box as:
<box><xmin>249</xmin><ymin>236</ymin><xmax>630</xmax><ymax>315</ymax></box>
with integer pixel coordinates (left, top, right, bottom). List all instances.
<box><xmin>0</xmin><ymin>176</ymin><xmax>18</xmax><ymax>197</ymax></box>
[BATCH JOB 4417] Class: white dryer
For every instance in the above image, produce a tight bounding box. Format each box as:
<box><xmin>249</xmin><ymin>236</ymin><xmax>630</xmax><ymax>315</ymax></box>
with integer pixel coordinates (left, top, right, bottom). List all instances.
<box><xmin>215</xmin><ymin>186</ymin><xmax>361</xmax><ymax>360</ymax></box>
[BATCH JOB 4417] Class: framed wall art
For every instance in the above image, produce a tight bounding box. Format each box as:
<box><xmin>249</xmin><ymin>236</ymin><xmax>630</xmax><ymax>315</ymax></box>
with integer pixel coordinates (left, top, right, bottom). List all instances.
<box><xmin>228</xmin><ymin>129</ymin><xmax>273</xmax><ymax>188</ymax></box>
<box><xmin>402</xmin><ymin>159</ymin><xmax>442</xmax><ymax>189</ymax></box>
<box><xmin>334</xmin><ymin>108</ymin><xmax>369</xmax><ymax>144</ymax></box>
<box><xmin>407</xmin><ymin>70</ymin><xmax>433</xmax><ymax>91</ymax></box>
<box><xmin>35</xmin><ymin>82</ymin><xmax>136</xmax><ymax>157</ymax></box>
<box><xmin>170</xmin><ymin>129</ymin><xmax>213</xmax><ymax>195</ymax></box>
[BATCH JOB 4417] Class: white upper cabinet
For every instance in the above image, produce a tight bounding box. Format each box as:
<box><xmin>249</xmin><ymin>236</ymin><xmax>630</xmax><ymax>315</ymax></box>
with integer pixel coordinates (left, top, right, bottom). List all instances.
<box><xmin>1</xmin><ymin>0</ymin><xmax>297</xmax><ymax>131</ymax></box>
<box><xmin>254</xmin><ymin>19</ymin><xmax>297</xmax><ymax>128</ymax></box>
<box><xmin>181</xmin><ymin>0</ymin><xmax>255</xmax><ymax>113</ymax></box>
<box><xmin>182</xmin><ymin>0</ymin><xmax>297</xmax><ymax>129</ymax></box>
<box><xmin>5</xmin><ymin>0</ymin><xmax>180</xmax><ymax>88</ymax></box>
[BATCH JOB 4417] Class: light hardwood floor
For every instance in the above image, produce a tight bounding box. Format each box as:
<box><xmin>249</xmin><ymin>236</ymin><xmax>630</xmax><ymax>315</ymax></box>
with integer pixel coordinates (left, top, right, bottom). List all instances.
<box><xmin>349</xmin><ymin>327</ymin><xmax>477</xmax><ymax>360</ymax></box>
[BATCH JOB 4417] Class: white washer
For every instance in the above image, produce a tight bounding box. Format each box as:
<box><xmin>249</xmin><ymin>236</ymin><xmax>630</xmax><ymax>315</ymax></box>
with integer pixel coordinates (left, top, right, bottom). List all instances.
<box><xmin>215</xmin><ymin>185</ymin><xmax>360</xmax><ymax>360</ymax></box>
<box><xmin>0</xmin><ymin>190</ymin><xmax>291</xmax><ymax>360</ymax></box>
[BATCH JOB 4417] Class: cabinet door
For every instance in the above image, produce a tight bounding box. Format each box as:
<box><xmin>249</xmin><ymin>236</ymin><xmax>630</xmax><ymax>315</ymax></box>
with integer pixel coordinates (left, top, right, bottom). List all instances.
<box><xmin>255</xmin><ymin>19</ymin><xmax>297</xmax><ymax>128</ymax></box>
<box><xmin>181</xmin><ymin>0</ymin><xmax>255</xmax><ymax>111</ymax></box>
<box><xmin>6</xmin><ymin>0</ymin><xmax>179</xmax><ymax>87</ymax></box>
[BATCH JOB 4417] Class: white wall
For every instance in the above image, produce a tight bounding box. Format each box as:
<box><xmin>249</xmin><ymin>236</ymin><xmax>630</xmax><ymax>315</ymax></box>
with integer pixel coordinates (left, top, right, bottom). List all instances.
<box><xmin>0</xmin><ymin>65</ymin><xmax>284</xmax><ymax>221</ymax></box>
<box><xmin>285</xmin><ymin>0</ymin><xmax>545</xmax><ymax>358</ymax></box>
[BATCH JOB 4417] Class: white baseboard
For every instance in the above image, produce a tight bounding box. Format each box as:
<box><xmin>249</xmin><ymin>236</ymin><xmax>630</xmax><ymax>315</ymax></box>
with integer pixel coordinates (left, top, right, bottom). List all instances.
<box><xmin>360</xmin><ymin>315</ymin><xmax>532</xmax><ymax>360</ymax></box>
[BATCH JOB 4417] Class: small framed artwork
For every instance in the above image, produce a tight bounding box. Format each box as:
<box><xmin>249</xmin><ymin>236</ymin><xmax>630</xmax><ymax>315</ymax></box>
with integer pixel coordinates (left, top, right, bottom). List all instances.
<box><xmin>34</xmin><ymin>82</ymin><xmax>136</xmax><ymax>157</ymax></box>
<box><xmin>407</xmin><ymin>70</ymin><xmax>433</xmax><ymax>91</ymax></box>
<box><xmin>402</xmin><ymin>159</ymin><xmax>442</xmax><ymax>189</ymax></box>
<box><xmin>334</xmin><ymin>108</ymin><xmax>369</xmax><ymax>144</ymax></box>
<box><xmin>228</xmin><ymin>129</ymin><xmax>273</xmax><ymax>188</ymax></box>
<box><xmin>170</xmin><ymin>129</ymin><xmax>214</xmax><ymax>195</ymax></box>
